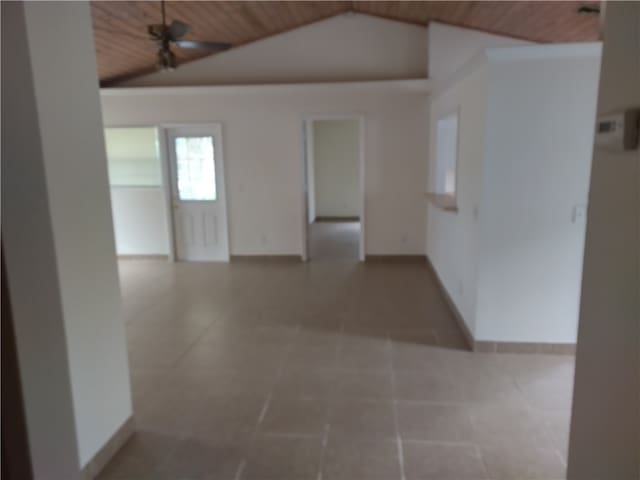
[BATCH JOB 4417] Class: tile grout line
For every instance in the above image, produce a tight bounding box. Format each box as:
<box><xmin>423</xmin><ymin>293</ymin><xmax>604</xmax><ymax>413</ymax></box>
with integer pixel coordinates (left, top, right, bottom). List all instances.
<box><xmin>555</xmin><ymin>447</ymin><xmax>568</xmax><ymax>468</ymax></box>
<box><xmin>147</xmin><ymin>333</ymin><xmax>219</xmax><ymax>477</ymax></box>
<box><xmin>401</xmin><ymin>438</ymin><xmax>485</xmax><ymax>447</ymax></box>
<box><xmin>234</xmin><ymin>322</ymin><xmax>302</xmax><ymax>480</ymax></box>
<box><xmin>260</xmin><ymin>432</ymin><xmax>324</xmax><ymax>439</ymax></box>
<box><xmin>257</xmin><ymin>323</ymin><xmax>302</xmax><ymax>425</ymax></box>
<box><xmin>316</xmin><ymin>422</ymin><xmax>331</xmax><ymax>480</ymax></box>
<box><xmin>256</xmin><ymin>395</ymin><xmax>272</xmax><ymax>426</ymax></box>
<box><xmin>511</xmin><ymin>370</ymin><xmax>571</xmax><ymax>468</ymax></box>
<box><xmin>388</xmin><ymin>333</ymin><xmax>407</xmax><ymax>480</ymax></box>
<box><xmin>337</xmin><ymin>321</ymin><xmax>346</xmax><ymax>357</ymax></box>
<box><xmin>396</xmin><ymin>436</ymin><xmax>407</xmax><ymax>480</ymax></box>
<box><xmin>233</xmin><ymin>459</ymin><xmax>247</xmax><ymax>480</ymax></box>
<box><xmin>169</xmin><ymin>317</ymin><xmax>222</xmax><ymax>367</ymax></box>
<box><xmin>472</xmin><ymin>443</ymin><xmax>492</xmax><ymax>480</ymax></box>
<box><xmin>316</xmin><ymin>321</ymin><xmax>343</xmax><ymax>480</ymax></box>
<box><xmin>466</xmin><ymin>405</ymin><xmax>493</xmax><ymax>480</ymax></box>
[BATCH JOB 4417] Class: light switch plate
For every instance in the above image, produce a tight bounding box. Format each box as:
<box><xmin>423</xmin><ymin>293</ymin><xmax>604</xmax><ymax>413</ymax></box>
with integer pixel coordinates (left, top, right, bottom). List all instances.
<box><xmin>572</xmin><ymin>204</ymin><xmax>588</xmax><ymax>223</ymax></box>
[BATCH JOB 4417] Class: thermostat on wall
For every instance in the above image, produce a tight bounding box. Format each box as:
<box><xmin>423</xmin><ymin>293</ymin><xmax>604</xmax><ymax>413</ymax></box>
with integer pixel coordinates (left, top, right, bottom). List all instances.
<box><xmin>594</xmin><ymin>108</ymin><xmax>640</xmax><ymax>151</ymax></box>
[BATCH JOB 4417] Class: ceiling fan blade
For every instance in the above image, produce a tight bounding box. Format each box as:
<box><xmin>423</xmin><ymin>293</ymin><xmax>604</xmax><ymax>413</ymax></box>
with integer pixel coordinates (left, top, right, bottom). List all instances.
<box><xmin>173</xmin><ymin>40</ymin><xmax>231</xmax><ymax>51</ymax></box>
<box><xmin>168</xmin><ymin>20</ymin><xmax>191</xmax><ymax>40</ymax></box>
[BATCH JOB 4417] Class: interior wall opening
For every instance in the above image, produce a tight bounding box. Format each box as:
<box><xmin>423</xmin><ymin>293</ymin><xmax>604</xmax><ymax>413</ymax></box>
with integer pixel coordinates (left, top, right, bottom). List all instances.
<box><xmin>104</xmin><ymin>126</ymin><xmax>171</xmax><ymax>259</ymax></box>
<box><xmin>104</xmin><ymin>124</ymin><xmax>230</xmax><ymax>263</ymax></box>
<box><xmin>304</xmin><ymin>117</ymin><xmax>363</xmax><ymax>262</ymax></box>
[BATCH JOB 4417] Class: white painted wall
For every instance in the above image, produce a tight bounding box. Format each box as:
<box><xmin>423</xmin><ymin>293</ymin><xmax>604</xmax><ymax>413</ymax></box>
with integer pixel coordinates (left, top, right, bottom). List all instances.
<box><xmin>476</xmin><ymin>44</ymin><xmax>602</xmax><ymax>343</ymax></box>
<box><xmin>121</xmin><ymin>13</ymin><xmax>428</xmax><ymax>87</ymax></box>
<box><xmin>425</xmin><ymin>23</ymin><xmax>534</xmax><ymax>329</ymax></box>
<box><xmin>22</xmin><ymin>1</ymin><xmax>132</xmax><ymax>467</ymax></box>
<box><xmin>426</xmin><ymin>43</ymin><xmax>601</xmax><ymax>344</ymax></box>
<box><xmin>426</xmin><ymin>63</ymin><xmax>488</xmax><ymax>334</ymax></box>
<box><xmin>102</xmin><ymin>81</ymin><xmax>429</xmax><ymax>256</ymax></box>
<box><xmin>313</xmin><ymin>119</ymin><xmax>360</xmax><ymax>218</ymax></box>
<box><xmin>111</xmin><ymin>188</ymin><xmax>170</xmax><ymax>255</ymax></box>
<box><xmin>568</xmin><ymin>2</ymin><xmax>640</xmax><ymax>477</ymax></box>
<box><xmin>2</xmin><ymin>2</ymin><xmax>81</xmax><ymax>477</ymax></box>
<box><xmin>427</xmin><ymin>22</ymin><xmax>531</xmax><ymax>84</ymax></box>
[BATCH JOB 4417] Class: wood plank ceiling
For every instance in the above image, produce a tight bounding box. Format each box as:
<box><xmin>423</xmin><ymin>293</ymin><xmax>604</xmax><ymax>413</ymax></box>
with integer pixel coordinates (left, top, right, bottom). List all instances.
<box><xmin>91</xmin><ymin>1</ymin><xmax>600</xmax><ymax>86</ymax></box>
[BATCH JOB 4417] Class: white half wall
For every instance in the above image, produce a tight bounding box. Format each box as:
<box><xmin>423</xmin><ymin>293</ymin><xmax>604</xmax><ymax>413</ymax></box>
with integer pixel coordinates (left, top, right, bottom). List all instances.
<box><xmin>426</xmin><ymin>43</ymin><xmax>601</xmax><ymax>344</ymax></box>
<box><xmin>426</xmin><ymin>63</ymin><xmax>488</xmax><ymax>334</ymax></box>
<box><xmin>427</xmin><ymin>22</ymin><xmax>531</xmax><ymax>84</ymax></box>
<box><xmin>120</xmin><ymin>13</ymin><xmax>428</xmax><ymax>87</ymax></box>
<box><xmin>111</xmin><ymin>188</ymin><xmax>170</xmax><ymax>255</ymax></box>
<box><xmin>22</xmin><ymin>1</ymin><xmax>132</xmax><ymax>467</ymax></box>
<box><xmin>476</xmin><ymin>44</ymin><xmax>601</xmax><ymax>343</ymax></box>
<box><xmin>313</xmin><ymin>119</ymin><xmax>360</xmax><ymax>218</ymax></box>
<box><xmin>101</xmin><ymin>81</ymin><xmax>429</xmax><ymax>256</ymax></box>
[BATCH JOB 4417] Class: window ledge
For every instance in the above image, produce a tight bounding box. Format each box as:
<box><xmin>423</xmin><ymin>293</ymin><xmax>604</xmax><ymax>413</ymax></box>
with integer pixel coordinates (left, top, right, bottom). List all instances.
<box><xmin>425</xmin><ymin>192</ymin><xmax>458</xmax><ymax>212</ymax></box>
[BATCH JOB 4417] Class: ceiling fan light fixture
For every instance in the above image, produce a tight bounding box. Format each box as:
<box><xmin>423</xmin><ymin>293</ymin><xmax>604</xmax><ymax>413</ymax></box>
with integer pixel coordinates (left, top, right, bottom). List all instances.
<box><xmin>144</xmin><ymin>0</ymin><xmax>230</xmax><ymax>72</ymax></box>
<box><xmin>157</xmin><ymin>47</ymin><xmax>176</xmax><ymax>71</ymax></box>
<box><xmin>577</xmin><ymin>4</ymin><xmax>600</xmax><ymax>14</ymax></box>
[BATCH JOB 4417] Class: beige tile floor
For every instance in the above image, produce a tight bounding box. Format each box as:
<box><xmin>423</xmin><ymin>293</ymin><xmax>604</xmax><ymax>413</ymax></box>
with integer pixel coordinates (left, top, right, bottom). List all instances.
<box><xmin>100</xmin><ymin>255</ymin><xmax>574</xmax><ymax>480</ymax></box>
<box><xmin>308</xmin><ymin>221</ymin><xmax>360</xmax><ymax>261</ymax></box>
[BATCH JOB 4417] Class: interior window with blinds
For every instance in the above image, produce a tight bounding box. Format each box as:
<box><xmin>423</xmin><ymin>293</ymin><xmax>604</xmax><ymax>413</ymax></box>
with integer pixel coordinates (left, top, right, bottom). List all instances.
<box><xmin>104</xmin><ymin>127</ymin><xmax>162</xmax><ymax>186</ymax></box>
<box><xmin>434</xmin><ymin>111</ymin><xmax>459</xmax><ymax>198</ymax></box>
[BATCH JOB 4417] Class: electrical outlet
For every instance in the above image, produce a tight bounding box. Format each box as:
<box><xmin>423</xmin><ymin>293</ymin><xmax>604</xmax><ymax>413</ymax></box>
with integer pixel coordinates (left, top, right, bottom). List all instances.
<box><xmin>401</xmin><ymin>233</ymin><xmax>408</xmax><ymax>244</ymax></box>
<box><xmin>472</xmin><ymin>204</ymin><xmax>479</xmax><ymax>221</ymax></box>
<box><xmin>261</xmin><ymin>234</ymin><xmax>267</xmax><ymax>245</ymax></box>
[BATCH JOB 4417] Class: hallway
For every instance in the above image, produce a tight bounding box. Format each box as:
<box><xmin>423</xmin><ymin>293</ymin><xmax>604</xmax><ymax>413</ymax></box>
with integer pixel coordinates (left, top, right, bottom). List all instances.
<box><xmin>308</xmin><ymin>221</ymin><xmax>360</xmax><ymax>261</ymax></box>
<box><xmin>101</xmin><ymin>260</ymin><xmax>573</xmax><ymax>480</ymax></box>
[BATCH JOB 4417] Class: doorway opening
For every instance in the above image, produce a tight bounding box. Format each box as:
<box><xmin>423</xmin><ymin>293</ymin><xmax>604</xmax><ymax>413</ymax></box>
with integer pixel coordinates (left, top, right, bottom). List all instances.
<box><xmin>302</xmin><ymin>116</ymin><xmax>365</xmax><ymax>262</ymax></box>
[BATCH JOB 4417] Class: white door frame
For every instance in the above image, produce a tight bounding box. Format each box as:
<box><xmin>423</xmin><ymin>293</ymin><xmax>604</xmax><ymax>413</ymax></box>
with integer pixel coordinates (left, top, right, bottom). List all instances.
<box><xmin>301</xmin><ymin>114</ymin><xmax>366</xmax><ymax>262</ymax></box>
<box><xmin>160</xmin><ymin>122</ymin><xmax>231</xmax><ymax>262</ymax></box>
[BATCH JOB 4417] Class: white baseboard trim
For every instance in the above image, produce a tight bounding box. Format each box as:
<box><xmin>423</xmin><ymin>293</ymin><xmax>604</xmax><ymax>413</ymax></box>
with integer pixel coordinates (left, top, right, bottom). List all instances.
<box><xmin>117</xmin><ymin>254</ymin><xmax>169</xmax><ymax>260</ymax></box>
<box><xmin>81</xmin><ymin>416</ymin><xmax>135</xmax><ymax>480</ymax></box>
<box><xmin>425</xmin><ymin>255</ymin><xmax>576</xmax><ymax>355</ymax></box>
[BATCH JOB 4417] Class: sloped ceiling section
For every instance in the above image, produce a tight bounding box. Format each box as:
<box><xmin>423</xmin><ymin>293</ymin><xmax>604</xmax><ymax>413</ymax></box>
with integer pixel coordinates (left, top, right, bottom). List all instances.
<box><xmin>92</xmin><ymin>1</ymin><xmax>600</xmax><ymax>86</ymax></box>
<box><xmin>118</xmin><ymin>14</ymin><xmax>428</xmax><ymax>87</ymax></box>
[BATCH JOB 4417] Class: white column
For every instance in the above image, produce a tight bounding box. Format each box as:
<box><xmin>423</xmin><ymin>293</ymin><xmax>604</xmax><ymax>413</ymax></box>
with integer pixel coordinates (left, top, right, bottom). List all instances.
<box><xmin>2</xmin><ymin>0</ymin><xmax>133</xmax><ymax>475</ymax></box>
<box><xmin>2</xmin><ymin>2</ymin><xmax>82</xmax><ymax>478</ymax></box>
<box><xmin>568</xmin><ymin>1</ymin><xmax>640</xmax><ymax>477</ymax></box>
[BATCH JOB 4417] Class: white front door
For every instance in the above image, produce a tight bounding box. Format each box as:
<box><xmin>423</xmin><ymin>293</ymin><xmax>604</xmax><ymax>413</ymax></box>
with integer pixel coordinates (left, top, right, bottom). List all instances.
<box><xmin>166</xmin><ymin>125</ymin><xmax>229</xmax><ymax>261</ymax></box>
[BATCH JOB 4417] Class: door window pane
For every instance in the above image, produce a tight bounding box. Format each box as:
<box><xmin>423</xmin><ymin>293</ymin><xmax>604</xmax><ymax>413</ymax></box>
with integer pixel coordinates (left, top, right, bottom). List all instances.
<box><xmin>175</xmin><ymin>136</ymin><xmax>216</xmax><ymax>201</ymax></box>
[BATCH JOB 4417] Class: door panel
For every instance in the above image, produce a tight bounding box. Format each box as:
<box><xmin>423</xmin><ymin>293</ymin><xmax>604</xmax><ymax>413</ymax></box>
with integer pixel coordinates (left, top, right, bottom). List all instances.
<box><xmin>181</xmin><ymin>214</ymin><xmax>194</xmax><ymax>246</ymax></box>
<box><xmin>166</xmin><ymin>125</ymin><xmax>229</xmax><ymax>261</ymax></box>
<box><xmin>203</xmin><ymin>213</ymin><xmax>218</xmax><ymax>246</ymax></box>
